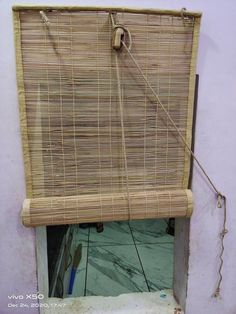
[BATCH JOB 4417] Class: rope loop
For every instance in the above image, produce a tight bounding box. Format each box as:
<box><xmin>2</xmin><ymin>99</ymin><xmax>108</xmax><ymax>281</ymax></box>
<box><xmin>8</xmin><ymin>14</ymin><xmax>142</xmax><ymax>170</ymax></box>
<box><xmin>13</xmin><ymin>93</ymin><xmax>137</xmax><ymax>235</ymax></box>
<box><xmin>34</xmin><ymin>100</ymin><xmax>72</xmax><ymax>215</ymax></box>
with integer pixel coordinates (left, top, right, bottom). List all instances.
<box><xmin>110</xmin><ymin>13</ymin><xmax>132</xmax><ymax>51</ymax></box>
<box><xmin>114</xmin><ymin>25</ymin><xmax>132</xmax><ymax>51</ymax></box>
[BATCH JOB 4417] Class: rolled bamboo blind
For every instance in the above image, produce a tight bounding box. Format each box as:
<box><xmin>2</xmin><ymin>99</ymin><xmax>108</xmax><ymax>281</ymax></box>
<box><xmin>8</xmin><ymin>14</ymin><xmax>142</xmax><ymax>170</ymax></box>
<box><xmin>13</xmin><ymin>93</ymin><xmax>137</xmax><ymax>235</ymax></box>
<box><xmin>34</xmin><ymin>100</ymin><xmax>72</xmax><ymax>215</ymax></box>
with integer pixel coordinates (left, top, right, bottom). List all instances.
<box><xmin>13</xmin><ymin>6</ymin><xmax>201</xmax><ymax>227</ymax></box>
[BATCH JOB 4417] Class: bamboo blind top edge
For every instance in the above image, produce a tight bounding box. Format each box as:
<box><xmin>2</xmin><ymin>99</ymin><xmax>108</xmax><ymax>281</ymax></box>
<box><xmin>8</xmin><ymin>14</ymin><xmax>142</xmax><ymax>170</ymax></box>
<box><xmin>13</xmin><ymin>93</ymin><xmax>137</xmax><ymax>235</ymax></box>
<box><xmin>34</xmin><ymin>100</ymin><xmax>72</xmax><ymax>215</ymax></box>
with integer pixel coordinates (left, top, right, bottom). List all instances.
<box><xmin>12</xmin><ymin>5</ymin><xmax>202</xmax><ymax>18</ymax></box>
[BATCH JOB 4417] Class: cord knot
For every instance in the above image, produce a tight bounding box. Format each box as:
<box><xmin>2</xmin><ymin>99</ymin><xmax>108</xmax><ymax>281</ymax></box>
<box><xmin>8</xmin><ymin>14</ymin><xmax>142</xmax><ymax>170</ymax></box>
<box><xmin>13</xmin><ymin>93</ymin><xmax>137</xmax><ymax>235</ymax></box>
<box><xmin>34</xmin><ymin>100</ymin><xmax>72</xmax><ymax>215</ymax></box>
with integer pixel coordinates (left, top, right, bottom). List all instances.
<box><xmin>217</xmin><ymin>192</ymin><xmax>224</xmax><ymax>208</ymax></box>
<box><xmin>220</xmin><ymin>229</ymin><xmax>228</xmax><ymax>238</ymax></box>
<box><xmin>213</xmin><ymin>287</ymin><xmax>220</xmax><ymax>298</ymax></box>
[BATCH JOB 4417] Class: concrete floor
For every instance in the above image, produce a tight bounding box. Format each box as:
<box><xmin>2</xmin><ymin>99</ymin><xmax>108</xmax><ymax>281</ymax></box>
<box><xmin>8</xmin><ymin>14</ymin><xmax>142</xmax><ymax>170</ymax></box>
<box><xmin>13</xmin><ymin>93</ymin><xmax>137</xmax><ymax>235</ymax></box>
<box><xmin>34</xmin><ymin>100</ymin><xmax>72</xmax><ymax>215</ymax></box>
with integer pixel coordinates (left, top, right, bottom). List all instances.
<box><xmin>45</xmin><ymin>289</ymin><xmax>183</xmax><ymax>314</ymax></box>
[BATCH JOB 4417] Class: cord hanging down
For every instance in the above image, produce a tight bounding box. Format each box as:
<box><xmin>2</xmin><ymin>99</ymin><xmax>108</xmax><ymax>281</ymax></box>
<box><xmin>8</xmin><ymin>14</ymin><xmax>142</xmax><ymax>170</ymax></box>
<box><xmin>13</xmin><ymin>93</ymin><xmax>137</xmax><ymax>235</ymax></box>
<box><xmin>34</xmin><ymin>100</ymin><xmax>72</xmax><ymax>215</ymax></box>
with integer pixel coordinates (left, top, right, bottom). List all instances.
<box><xmin>110</xmin><ymin>13</ymin><xmax>132</xmax><ymax>219</ymax></box>
<box><xmin>110</xmin><ymin>14</ymin><xmax>227</xmax><ymax>298</ymax></box>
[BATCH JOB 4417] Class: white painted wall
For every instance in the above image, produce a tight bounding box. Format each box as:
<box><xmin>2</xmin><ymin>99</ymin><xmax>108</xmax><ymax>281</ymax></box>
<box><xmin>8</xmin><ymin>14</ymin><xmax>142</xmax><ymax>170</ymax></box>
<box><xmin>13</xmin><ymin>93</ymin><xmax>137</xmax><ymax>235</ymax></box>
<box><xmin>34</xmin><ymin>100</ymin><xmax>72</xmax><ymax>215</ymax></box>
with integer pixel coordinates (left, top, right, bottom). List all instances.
<box><xmin>0</xmin><ymin>1</ymin><xmax>236</xmax><ymax>313</ymax></box>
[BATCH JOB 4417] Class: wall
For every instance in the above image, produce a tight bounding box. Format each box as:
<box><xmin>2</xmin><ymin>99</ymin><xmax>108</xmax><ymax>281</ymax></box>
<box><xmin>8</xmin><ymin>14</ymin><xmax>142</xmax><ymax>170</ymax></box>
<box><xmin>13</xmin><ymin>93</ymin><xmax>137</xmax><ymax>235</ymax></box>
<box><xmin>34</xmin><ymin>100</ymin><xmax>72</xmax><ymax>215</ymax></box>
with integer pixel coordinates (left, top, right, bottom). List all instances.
<box><xmin>0</xmin><ymin>1</ymin><xmax>38</xmax><ymax>313</ymax></box>
<box><xmin>0</xmin><ymin>0</ymin><xmax>235</xmax><ymax>313</ymax></box>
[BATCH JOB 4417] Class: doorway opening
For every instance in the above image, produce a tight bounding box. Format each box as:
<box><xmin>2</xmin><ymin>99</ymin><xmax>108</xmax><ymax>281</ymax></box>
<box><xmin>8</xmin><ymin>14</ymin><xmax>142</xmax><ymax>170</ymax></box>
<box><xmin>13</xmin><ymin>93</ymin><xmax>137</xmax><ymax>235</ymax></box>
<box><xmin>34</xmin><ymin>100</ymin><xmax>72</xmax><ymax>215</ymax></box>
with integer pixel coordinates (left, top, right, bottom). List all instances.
<box><xmin>47</xmin><ymin>219</ymin><xmax>174</xmax><ymax>298</ymax></box>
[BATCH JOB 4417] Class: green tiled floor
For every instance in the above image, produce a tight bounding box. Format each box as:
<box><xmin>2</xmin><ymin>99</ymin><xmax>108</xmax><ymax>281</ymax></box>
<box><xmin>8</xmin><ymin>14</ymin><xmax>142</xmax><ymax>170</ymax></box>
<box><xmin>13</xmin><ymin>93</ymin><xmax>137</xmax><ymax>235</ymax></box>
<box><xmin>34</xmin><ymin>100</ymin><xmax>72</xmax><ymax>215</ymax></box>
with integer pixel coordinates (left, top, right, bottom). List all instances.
<box><xmin>86</xmin><ymin>245</ymin><xmax>149</xmax><ymax>296</ymax></box>
<box><xmin>67</xmin><ymin>219</ymin><xmax>174</xmax><ymax>297</ymax></box>
<box><xmin>89</xmin><ymin>221</ymin><xmax>134</xmax><ymax>246</ymax></box>
<box><xmin>136</xmin><ymin>243</ymin><xmax>174</xmax><ymax>291</ymax></box>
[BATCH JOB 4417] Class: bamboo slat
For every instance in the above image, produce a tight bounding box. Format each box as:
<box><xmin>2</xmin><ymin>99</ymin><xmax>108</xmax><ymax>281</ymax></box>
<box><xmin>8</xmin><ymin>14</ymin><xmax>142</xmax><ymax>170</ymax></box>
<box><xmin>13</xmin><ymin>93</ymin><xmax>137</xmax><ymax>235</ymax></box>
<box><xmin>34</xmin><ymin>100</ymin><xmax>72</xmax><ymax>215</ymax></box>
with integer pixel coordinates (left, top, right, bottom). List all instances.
<box><xmin>13</xmin><ymin>7</ymin><xmax>200</xmax><ymax>227</ymax></box>
<box><xmin>22</xmin><ymin>189</ymin><xmax>193</xmax><ymax>227</ymax></box>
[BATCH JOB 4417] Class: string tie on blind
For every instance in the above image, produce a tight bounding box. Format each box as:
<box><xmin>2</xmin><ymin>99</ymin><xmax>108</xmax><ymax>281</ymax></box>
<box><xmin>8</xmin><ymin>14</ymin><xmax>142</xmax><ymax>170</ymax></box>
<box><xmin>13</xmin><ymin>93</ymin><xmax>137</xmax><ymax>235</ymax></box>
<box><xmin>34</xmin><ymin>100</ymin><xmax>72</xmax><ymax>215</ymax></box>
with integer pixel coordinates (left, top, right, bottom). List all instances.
<box><xmin>181</xmin><ymin>7</ymin><xmax>187</xmax><ymax>20</ymax></box>
<box><xmin>109</xmin><ymin>13</ymin><xmax>227</xmax><ymax>298</ymax></box>
<box><xmin>40</xmin><ymin>11</ymin><xmax>50</xmax><ymax>26</ymax></box>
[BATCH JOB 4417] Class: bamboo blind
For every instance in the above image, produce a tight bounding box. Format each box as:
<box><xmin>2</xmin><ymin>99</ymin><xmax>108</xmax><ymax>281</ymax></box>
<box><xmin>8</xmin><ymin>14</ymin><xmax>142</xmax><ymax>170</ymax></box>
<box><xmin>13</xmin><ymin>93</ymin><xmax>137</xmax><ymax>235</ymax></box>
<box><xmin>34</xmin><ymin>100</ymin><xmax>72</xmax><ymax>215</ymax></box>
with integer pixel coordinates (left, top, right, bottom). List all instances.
<box><xmin>13</xmin><ymin>6</ymin><xmax>201</xmax><ymax>227</ymax></box>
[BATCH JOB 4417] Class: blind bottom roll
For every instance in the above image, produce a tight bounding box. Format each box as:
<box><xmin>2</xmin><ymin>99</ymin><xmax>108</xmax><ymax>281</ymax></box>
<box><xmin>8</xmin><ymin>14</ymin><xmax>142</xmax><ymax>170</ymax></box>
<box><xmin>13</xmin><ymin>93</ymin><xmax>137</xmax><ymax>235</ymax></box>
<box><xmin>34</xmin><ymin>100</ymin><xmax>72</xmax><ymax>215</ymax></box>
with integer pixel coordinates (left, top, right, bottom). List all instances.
<box><xmin>21</xmin><ymin>189</ymin><xmax>193</xmax><ymax>227</ymax></box>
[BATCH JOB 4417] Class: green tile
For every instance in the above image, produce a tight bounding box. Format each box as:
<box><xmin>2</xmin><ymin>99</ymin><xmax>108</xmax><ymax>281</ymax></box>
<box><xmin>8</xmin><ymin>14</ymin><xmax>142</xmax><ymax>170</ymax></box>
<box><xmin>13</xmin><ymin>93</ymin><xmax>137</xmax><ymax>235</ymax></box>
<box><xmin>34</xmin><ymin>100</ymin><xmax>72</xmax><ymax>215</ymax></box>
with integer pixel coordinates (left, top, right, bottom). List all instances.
<box><xmin>89</xmin><ymin>221</ymin><xmax>134</xmax><ymax>246</ymax></box>
<box><xmin>129</xmin><ymin>219</ymin><xmax>172</xmax><ymax>244</ymax></box>
<box><xmin>136</xmin><ymin>243</ymin><xmax>173</xmax><ymax>291</ymax></box>
<box><xmin>86</xmin><ymin>245</ymin><xmax>148</xmax><ymax>296</ymax></box>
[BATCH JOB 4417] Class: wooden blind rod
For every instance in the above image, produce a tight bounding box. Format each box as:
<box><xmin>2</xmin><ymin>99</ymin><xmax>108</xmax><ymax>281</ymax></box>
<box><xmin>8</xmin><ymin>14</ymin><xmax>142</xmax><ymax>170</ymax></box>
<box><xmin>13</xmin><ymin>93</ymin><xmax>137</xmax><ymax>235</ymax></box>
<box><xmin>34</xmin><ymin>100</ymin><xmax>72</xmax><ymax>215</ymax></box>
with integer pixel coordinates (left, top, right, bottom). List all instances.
<box><xmin>12</xmin><ymin>5</ymin><xmax>202</xmax><ymax>18</ymax></box>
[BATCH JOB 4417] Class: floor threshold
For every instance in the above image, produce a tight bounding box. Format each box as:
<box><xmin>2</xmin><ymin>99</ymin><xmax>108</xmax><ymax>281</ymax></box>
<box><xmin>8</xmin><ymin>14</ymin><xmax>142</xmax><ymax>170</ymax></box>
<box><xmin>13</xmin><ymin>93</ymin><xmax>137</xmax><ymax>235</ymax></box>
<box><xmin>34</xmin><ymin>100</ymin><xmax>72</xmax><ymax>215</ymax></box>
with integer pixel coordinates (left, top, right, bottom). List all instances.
<box><xmin>44</xmin><ymin>289</ymin><xmax>183</xmax><ymax>314</ymax></box>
